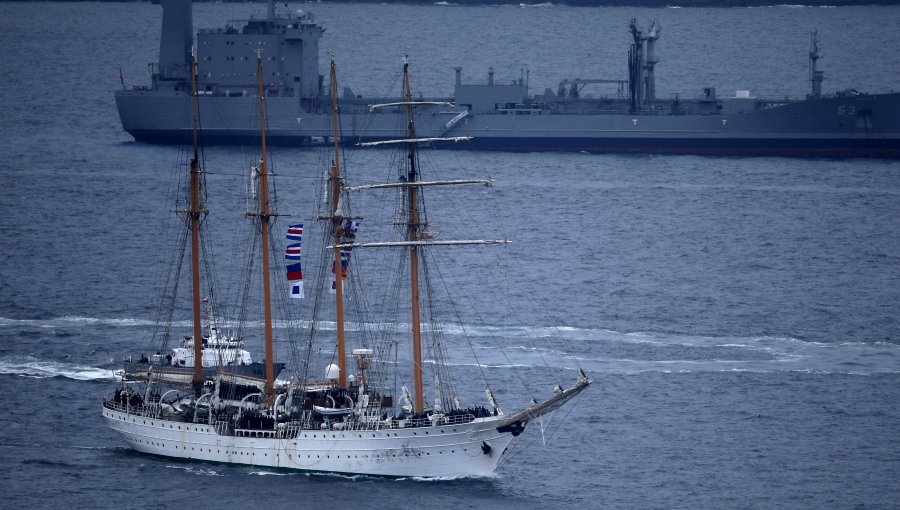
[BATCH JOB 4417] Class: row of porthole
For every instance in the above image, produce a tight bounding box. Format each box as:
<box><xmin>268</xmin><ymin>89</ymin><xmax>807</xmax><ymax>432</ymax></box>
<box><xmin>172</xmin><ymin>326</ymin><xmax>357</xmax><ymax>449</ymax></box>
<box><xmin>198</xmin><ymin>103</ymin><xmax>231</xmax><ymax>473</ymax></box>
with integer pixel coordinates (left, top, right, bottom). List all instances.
<box><xmin>202</xmin><ymin>41</ymin><xmax>270</xmax><ymax>46</ymax></box>
<box><xmin>115</xmin><ymin>412</ymin><xmax>466</xmax><ymax>445</ymax></box>
<box><xmin>129</xmin><ymin>416</ymin><xmax>206</xmax><ymax>433</ymax></box>
<box><xmin>216</xmin><ymin>56</ymin><xmax>286</xmax><ymax>62</ymax></box>
<box><xmin>303</xmin><ymin>449</ymin><xmax>464</xmax><ymax>460</ymax></box>
<box><xmin>130</xmin><ymin>432</ymin><xmax>467</xmax><ymax>460</ymax></box>
<box><xmin>138</xmin><ymin>442</ymin><xmax>278</xmax><ymax>458</ymax></box>
<box><xmin>207</xmin><ymin>40</ymin><xmax>300</xmax><ymax>46</ymax></box>
<box><xmin>301</xmin><ymin>428</ymin><xmax>459</xmax><ymax>440</ymax></box>
<box><xmin>134</xmin><ymin>438</ymin><xmax>164</xmax><ymax>448</ymax></box>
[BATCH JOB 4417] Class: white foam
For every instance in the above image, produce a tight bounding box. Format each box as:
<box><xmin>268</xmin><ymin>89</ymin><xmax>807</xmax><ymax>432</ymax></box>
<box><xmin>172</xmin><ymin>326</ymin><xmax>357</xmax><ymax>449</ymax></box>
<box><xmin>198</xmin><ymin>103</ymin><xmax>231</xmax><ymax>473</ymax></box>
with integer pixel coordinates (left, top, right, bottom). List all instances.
<box><xmin>0</xmin><ymin>356</ymin><xmax>116</xmax><ymax>381</ymax></box>
<box><xmin>0</xmin><ymin>315</ymin><xmax>155</xmax><ymax>329</ymax></box>
<box><xmin>165</xmin><ymin>465</ymin><xmax>222</xmax><ymax>476</ymax></box>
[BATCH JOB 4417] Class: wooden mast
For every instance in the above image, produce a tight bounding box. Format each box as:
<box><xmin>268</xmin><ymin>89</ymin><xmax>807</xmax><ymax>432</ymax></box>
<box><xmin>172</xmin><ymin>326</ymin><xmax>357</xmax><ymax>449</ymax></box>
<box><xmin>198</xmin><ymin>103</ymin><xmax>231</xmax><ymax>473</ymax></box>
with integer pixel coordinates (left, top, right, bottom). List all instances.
<box><xmin>189</xmin><ymin>53</ymin><xmax>204</xmax><ymax>398</ymax></box>
<box><xmin>255</xmin><ymin>53</ymin><xmax>276</xmax><ymax>406</ymax></box>
<box><xmin>329</xmin><ymin>55</ymin><xmax>348</xmax><ymax>389</ymax></box>
<box><xmin>402</xmin><ymin>60</ymin><xmax>425</xmax><ymax>413</ymax></box>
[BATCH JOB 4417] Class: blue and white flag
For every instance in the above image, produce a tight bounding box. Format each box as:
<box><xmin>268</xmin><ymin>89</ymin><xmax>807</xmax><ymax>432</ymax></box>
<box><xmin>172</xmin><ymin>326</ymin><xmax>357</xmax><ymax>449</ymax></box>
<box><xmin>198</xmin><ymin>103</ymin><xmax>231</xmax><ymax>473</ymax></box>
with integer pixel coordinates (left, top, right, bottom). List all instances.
<box><xmin>290</xmin><ymin>281</ymin><xmax>304</xmax><ymax>299</ymax></box>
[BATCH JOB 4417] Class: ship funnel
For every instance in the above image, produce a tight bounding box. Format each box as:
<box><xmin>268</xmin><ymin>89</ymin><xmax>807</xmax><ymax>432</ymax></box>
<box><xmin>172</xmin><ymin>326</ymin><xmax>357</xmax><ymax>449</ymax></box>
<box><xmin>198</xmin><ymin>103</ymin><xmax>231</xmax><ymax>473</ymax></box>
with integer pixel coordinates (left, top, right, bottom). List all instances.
<box><xmin>159</xmin><ymin>0</ymin><xmax>193</xmax><ymax>82</ymax></box>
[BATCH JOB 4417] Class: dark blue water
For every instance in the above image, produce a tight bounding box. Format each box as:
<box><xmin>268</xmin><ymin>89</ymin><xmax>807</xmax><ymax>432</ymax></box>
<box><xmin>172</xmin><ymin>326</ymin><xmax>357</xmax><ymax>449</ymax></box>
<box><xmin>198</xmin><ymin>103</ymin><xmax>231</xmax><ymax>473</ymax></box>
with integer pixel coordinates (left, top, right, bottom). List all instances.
<box><xmin>2</xmin><ymin>2</ymin><xmax>900</xmax><ymax>509</ymax></box>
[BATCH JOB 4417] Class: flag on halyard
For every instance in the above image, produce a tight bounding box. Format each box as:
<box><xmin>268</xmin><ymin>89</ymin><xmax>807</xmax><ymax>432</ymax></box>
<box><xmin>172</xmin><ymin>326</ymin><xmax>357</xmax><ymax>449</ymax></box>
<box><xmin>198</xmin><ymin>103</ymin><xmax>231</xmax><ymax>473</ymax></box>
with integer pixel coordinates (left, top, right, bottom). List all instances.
<box><xmin>286</xmin><ymin>262</ymin><xmax>303</xmax><ymax>281</ymax></box>
<box><xmin>286</xmin><ymin>224</ymin><xmax>303</xmax><ymax>241</ymax></box>
<box><xmin>330</xmin><ymin>220</ymin><xmax>360</xmax><ymax>293</ymax></box>
<box><xmin>285</xmin><ymin>243</ymin><xmax>302</xmax><ymax>260</ymax></box>
<box><xmin>290</xmin><ymin>281</ymin><xmax>304</xmax><ymax>299</ymax></box>
<box><xmin>286</xmin><ymin>224</ymin><xmax>303</xmax><ymax>298</ymax></box>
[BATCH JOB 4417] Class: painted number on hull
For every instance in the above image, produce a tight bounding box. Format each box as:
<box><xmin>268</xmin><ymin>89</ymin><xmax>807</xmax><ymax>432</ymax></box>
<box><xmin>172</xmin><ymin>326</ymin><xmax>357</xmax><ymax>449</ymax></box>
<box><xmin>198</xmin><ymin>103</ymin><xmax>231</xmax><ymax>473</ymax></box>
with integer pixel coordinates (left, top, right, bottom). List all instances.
<box><xmin>837</xmin><ymin>106</ymin><xmax>856</xmax><ymax>115</ymax></box>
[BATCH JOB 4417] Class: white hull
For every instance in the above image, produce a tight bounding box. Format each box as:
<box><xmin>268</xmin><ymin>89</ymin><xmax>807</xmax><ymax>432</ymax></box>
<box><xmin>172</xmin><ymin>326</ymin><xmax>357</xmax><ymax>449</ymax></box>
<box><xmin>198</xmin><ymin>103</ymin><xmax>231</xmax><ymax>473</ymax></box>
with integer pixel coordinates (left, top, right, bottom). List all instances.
<box><xmin>102</xmin><ymin>406</ymin><xmax>517</xmax><ymax>478</ymax></box>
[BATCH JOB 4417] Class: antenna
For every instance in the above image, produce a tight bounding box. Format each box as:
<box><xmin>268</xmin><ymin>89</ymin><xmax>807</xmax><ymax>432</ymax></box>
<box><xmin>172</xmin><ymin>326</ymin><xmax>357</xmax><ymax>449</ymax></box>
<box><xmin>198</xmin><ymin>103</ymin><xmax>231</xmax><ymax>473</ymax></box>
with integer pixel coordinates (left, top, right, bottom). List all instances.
<box><xmin>809</xmin><ymin>30</ymin><xmax>824</xmax><ymax>99</ymax></box>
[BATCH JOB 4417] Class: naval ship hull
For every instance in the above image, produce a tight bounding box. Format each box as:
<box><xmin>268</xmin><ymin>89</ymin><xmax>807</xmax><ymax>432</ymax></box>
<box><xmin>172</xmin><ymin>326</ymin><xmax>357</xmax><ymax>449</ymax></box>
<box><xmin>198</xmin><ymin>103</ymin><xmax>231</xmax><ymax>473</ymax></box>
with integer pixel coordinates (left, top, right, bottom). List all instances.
<box><xmin>117</xmin><ymin>89</ymin><xmax>900</xmax><ymax>158</ymax></box>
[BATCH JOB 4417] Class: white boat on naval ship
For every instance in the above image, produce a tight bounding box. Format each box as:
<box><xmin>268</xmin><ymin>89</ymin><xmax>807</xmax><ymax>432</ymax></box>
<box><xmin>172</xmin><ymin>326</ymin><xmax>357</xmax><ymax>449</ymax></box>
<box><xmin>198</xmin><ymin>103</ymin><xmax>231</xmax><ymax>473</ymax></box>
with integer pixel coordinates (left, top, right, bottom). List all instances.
<box><xmin>101</xmin><ymin>52</ymin><xmax>590</xmax><ymax>478</ymax></box>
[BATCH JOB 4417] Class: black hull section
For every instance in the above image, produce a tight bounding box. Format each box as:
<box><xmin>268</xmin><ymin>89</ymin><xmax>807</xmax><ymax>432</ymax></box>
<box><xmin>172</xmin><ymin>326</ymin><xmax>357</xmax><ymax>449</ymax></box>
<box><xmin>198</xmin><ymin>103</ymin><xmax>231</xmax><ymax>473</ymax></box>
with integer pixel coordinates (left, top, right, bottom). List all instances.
<box><xmin>126</xmin><ymin>129</ymin><xmax>900</xmax><ymax>158</ymax></box>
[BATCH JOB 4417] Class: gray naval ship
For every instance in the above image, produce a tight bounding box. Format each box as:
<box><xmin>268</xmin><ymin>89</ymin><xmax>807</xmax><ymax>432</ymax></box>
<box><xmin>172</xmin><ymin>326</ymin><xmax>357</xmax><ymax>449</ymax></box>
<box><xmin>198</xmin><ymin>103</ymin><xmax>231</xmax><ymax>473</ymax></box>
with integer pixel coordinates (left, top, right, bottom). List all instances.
<box><xmin>116</xmin><ymin>0</ymin><xmax>900</xmax><ymax>157</ymax></box>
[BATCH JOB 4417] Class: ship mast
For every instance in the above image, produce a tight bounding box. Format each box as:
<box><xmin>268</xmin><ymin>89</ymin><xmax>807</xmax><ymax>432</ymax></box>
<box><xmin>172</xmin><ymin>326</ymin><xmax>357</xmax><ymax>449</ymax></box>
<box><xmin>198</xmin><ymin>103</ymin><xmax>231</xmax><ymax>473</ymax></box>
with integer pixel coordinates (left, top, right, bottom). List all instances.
<box><xmin>350</xmin><ymin>61</ymin><xmax>499</xmax><ymax>414</ymax></box>
<box><xmin>809</xmin><ymin>30</ymin><xmax>824</xmax><ymax>99</ymax></box>
<box><xmin>402</xmin><ymin>59</ymin><xmax>425</xmax><ymax>414</ymax></box>
<box><xmin>329</xmin><ymin>55</ymin><xmax>348</xmax><ymax>389</ymax></box>
<box><xmin>253</xmin><ymin>52</ymin><xmax>277</xmax><ymax>405</ymax></box>
<box><xmin>189</xmin><ymin>52</ymin><xmax>205</xmax><ymax>398</ymax></box>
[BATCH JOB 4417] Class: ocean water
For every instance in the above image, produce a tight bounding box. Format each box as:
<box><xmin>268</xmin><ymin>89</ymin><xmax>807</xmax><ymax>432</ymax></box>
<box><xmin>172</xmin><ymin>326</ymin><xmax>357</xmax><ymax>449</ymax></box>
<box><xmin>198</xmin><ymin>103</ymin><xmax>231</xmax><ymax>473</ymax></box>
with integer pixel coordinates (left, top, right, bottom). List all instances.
<box><xmin>2</xmin><ymin>2</ymin><xmax>900</xmax><ymax>509</ymax></box>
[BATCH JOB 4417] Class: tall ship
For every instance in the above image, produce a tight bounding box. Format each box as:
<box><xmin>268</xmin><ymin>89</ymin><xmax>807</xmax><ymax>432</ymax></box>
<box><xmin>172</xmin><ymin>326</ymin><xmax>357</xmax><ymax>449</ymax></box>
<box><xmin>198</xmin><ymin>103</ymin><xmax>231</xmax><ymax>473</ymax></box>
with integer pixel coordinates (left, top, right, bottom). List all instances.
<box><xmin>115</xmin><ymin>0</ymin><xmax>900</xmax><ymax>157</ymax></box>
<box><xmin>102</xmin><ymin>45</ymin><xmax>591</xmax><ymax>477</ymax></box>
